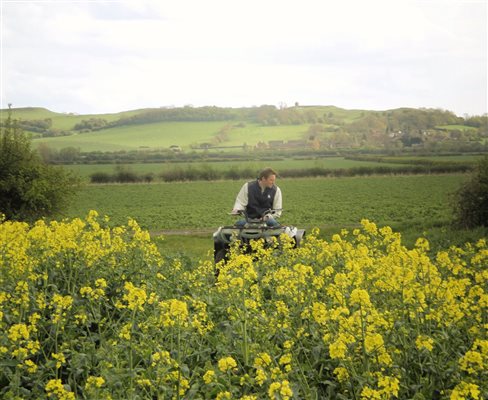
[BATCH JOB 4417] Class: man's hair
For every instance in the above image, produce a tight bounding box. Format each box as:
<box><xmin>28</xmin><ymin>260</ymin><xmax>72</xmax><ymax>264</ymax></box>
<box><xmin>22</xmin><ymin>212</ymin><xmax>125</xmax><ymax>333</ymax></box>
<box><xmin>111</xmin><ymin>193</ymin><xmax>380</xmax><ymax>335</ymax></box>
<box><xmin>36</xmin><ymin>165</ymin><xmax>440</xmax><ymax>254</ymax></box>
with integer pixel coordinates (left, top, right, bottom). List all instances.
<box><xmin>258</xmin><ymin>167</ymin><xmax>278</xmax><ymax>180</ymax></box>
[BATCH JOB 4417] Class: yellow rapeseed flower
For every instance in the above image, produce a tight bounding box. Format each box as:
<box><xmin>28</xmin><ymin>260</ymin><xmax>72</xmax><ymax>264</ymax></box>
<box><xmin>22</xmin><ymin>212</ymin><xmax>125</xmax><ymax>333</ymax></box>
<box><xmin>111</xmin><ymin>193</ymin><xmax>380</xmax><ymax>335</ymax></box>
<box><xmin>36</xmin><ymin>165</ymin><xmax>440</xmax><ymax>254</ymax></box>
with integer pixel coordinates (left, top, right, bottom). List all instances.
<box><xmin>450</xmin><ymin>381</ymin><xmax>481</xmax><ymax>400</ymax></box>
<box><xmin>122</xmin><ymin>282</ymin><xmax>147</xmax><ymax>311</ymax></box>
<box><xmin>254</xmin><ymin>352</ymin><xmax>272</xmax><ymax>368</ymax></box>
<box><xmin>416</xmin><ymin>335</ymin><xmax>434</xmax><ymax>352</ymax></box>
<box><xmin>45</xmin><ymin>379</ymin><xmax>75</xmax><ymax>400</ymax></box>
<box><xmin>216</xmin><ymin>391</ymin><xmax>232</xmax><ymax>400</ymax></box>
<box><xmin>51</xmin><ymin>352</ymin><xmax>66</xmax><ymax>369</ymax></box>
<box><xmin>218</xmin><ymin>356</ymin><xmax>237</xmax><ymax>372</ymax></box>
<box><xmin>329</xmin><ymin>337</ymin><xmax>348</xmax><ymax>359</ymax></box>
<box><xmin>459</xmin><ymin>350</ymin><xmax>484</xmax><ymax>374</ymax></box>
<box><xmin>334</xmin><ymin>366</ymin><xmax>349</xmax><ymax>383</ymax></box>
<box><xmin>361</xmin><ymin>385</ymin><xmax>382</xmax><ymax>399</ymax></box>
<box><xmin>364</xmin><ymin>333</ymin><xmax>384</xmax><ymax>354</ymax></box>
<box><xmin>350</xmin><ymin>288</ymin><xmax>372</xmax><ymax>308</ymax></box>
<box><xmin>203</xmin><ymin>369</ymin><xmax>215</xmax><ymax>384</ymax></box>
<box><xmin>8</xmin><ymin>323</ymin><xmax>29</xmax><ymax>342</ymax></box>
<box><xmin>158</xmin><ymin>299</ymin><xmax>189</xmax><ymax>327</ymax></box>
<box><xmin>24</xmin><ymin>359</ymin><xmax>38</xmax><ymax>373</ymax></box>
<box><xmin>85</xmin><ymin>376</ymin><xmax>105</xmax><ymax>389</ymax></box>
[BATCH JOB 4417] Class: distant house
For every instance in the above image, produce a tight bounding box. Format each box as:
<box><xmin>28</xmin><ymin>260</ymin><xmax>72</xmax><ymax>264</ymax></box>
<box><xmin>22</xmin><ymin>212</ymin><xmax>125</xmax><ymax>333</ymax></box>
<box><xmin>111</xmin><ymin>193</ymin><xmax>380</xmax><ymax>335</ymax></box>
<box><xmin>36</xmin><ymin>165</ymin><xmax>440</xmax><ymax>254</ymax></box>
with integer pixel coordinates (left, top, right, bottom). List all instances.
<box><xmin>268</xmin><ymin>140</ymin><xmax>285</xmax><ymax>148</ymax></box>
<box><xmin>285</xmin><ymin>140</ymin><xmax>308</xmax><ymax>148</ymax></box>
<box><xmin>255</xmin><ymin>141</ymin><xmax>268</xmax><ymax>150</ymax></box>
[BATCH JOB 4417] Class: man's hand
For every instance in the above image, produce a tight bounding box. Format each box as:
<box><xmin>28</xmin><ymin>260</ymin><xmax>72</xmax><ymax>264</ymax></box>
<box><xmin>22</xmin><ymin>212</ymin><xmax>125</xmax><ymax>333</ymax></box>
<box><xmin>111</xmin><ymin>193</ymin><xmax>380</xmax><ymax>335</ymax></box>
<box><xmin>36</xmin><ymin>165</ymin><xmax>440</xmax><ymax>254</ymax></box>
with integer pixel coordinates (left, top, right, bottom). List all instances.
<box><xmin>230</xmin><ymin>209</ymin><xmax>241</xmax><ymax>215</ymax></box>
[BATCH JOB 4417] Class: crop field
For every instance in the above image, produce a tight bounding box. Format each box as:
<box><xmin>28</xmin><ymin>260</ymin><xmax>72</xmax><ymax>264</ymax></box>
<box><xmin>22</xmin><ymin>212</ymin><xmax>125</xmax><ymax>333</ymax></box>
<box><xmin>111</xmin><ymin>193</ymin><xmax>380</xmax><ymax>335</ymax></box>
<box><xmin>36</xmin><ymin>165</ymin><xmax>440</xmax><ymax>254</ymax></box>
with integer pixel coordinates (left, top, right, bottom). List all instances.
<box><xmin>64</xmin><ymin>174</ymin><xmax>466</xmax><ymax>232</ymax></box>
<box><xmin>2</xmin><ymin>210</ymin><xmax>486</xmax><ymax>399</ymax></box>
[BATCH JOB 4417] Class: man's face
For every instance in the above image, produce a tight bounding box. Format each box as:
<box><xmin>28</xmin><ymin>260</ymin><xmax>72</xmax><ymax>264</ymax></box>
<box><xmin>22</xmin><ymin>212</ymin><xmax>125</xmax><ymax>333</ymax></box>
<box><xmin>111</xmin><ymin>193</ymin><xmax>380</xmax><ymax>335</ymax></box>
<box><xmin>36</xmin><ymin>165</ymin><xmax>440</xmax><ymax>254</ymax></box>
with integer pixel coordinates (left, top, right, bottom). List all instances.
<box><xmin>260</xmin><ymin>174</ymin><xmax>276</xmax><ymax>189</ymax></box>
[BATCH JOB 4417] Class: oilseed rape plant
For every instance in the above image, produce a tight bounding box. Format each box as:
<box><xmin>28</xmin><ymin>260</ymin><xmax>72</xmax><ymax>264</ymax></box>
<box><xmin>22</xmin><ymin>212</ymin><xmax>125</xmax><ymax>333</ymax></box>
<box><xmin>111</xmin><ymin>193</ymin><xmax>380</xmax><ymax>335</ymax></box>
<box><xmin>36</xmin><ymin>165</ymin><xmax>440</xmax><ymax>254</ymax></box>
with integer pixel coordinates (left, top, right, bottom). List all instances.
<box><xmin>0</xmin><ymin>212</ymin><xmax>486</xmax><ymax>399</ymax></box>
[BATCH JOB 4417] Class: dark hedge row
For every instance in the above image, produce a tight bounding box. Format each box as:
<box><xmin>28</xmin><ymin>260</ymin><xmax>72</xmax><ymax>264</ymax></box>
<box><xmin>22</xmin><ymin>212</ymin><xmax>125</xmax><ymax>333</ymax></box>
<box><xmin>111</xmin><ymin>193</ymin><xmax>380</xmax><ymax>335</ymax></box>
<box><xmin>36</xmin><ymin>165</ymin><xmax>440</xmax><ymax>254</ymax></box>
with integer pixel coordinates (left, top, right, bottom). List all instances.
<box><xmin>90</xmin><ymin>164</ymin><xmax>473</xmax><ymax>184</ymax></box>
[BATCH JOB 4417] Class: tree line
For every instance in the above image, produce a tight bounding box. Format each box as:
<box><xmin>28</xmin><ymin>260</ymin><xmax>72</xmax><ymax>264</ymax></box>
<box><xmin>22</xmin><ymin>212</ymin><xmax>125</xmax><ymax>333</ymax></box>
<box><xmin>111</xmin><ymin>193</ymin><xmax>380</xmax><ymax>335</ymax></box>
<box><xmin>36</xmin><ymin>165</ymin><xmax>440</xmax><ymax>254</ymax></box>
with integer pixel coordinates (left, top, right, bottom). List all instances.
<box><xmin>89</xmin><ymin>163</ymin><xmax>474</xmax><ymax>184</ymax></box>
<box><xmin>7</xmin><ymin>105</ymin><xmax>486</xmax><ymax>138</ymax></box>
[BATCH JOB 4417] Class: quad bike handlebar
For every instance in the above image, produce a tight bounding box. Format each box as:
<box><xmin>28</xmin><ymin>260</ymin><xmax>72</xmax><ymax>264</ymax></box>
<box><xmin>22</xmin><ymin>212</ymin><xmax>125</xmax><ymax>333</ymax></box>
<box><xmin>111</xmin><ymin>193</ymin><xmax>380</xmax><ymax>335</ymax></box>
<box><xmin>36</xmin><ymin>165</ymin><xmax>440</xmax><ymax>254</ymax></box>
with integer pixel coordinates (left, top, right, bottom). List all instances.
<box><xmin>229</xmin><ymin>209</ymin><xmax>282</xmax><ymax>221</ymax></box>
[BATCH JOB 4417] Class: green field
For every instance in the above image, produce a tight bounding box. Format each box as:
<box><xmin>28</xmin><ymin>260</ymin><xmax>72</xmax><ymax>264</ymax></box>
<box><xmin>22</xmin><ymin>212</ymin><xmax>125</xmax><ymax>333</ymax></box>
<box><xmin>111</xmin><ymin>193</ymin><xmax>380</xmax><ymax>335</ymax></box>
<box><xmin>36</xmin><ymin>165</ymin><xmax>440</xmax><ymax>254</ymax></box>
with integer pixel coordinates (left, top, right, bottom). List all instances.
<box><xmin>63</xmin><ymin>174</ymin><xmax>466</xmax><ymax>232</ymax></box>
<box><xmin>60</xmin><ymin>173</ymin><xmax>488</xmax><ymax>258</ymax></box>
<box><xmin>31</xmin><ymin>121</ymin><xmax>316</xmax><ymax>152</ymax></box>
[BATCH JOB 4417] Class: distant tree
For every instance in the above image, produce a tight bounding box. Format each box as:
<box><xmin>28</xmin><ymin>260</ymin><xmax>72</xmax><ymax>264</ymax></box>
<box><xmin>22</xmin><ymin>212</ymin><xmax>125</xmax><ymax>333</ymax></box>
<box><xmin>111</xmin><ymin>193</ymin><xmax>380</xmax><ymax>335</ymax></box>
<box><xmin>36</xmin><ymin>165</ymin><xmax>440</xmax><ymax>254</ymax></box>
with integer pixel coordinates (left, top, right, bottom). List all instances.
<box><xmin>36</xmin><ymin>143</ymin><xmax>58</xmax><ymax>163</ymax></box>
<box><xmin>0</xmin><ymin>107</ymin><xmax>81</xmax><ymax>221</ymax></box>
<box><xmin>451</xmin><ymin>156</ymin><xmax>488</xmax><ymax>228</ymax></box>
<box><xmin>58</xmin><ymin>146</ymin><xmax>81</xmax><ymax>163</ymax></box>
<box><xmin>307</xmin><ymin>124</ymin><xmax>325</xmax><ymax>139</ymax></box>
<box><xmin>73</xmin><ymin>117</ymin><xmax>109</xmax><ymax>131</ymax></box>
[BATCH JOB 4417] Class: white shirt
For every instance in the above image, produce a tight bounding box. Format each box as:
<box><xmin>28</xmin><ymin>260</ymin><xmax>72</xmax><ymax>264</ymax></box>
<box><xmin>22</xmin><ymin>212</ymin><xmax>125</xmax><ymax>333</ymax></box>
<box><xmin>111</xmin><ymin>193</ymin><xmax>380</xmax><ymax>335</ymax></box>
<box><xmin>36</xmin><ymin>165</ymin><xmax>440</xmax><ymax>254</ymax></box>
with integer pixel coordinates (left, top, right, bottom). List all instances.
<box><xmin>233</xmin><ymin>182</ymin><xmax>282</xmax><ymax>216</ymax></box>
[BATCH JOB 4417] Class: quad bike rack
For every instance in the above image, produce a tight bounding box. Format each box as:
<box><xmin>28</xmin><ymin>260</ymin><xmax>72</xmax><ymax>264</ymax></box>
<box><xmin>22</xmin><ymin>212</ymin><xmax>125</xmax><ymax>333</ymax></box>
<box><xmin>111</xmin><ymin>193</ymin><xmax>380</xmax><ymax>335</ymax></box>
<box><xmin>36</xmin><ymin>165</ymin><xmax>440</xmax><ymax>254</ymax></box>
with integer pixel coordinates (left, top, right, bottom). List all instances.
<box><xmin>212</xmin><ymin>210</ymin><xmax>305</xmax><ymax>264</ymax></box>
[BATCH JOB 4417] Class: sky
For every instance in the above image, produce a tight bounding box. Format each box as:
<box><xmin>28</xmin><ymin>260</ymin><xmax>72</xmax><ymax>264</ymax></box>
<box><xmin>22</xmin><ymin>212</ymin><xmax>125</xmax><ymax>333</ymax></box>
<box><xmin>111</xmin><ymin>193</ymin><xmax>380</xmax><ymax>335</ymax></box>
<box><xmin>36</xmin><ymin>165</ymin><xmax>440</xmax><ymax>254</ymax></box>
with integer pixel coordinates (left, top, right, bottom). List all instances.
<box><xmin>1</xmin><ymin>0</ymin><xmax>487</xmax><ymax>116</ymax></box>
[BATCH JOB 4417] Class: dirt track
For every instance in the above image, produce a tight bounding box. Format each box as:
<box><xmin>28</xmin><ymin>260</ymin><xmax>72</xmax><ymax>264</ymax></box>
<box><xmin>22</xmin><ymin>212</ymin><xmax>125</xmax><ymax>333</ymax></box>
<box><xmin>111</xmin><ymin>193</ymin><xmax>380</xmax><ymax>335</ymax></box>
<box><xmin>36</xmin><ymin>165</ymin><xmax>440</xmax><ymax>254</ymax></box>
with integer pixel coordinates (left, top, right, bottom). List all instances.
<box><xmin>150</xmin><ymin>229</ymin><xmax>214</xmax><ymax>236</ymax></box>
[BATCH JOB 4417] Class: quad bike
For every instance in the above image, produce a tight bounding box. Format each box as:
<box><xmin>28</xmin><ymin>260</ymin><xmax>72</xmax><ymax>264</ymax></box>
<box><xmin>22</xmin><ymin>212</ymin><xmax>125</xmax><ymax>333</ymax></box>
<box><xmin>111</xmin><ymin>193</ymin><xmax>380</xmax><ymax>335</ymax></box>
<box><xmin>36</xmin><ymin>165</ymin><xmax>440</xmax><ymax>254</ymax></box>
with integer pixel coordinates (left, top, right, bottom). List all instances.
<box><xmin>212</xmin><ymin>209</ymin><xmax>306</xmax><ymax>264</ymax></box>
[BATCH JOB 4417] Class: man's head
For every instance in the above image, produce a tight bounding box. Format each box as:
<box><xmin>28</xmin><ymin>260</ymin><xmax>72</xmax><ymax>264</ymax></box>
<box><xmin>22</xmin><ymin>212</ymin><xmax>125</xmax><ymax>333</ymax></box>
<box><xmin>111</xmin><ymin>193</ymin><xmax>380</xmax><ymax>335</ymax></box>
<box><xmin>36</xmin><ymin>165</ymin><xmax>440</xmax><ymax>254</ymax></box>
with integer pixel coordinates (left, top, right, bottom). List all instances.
<box><xmin>258</xmin><ymin>167</ymin><xmax>277</xmax><ymax>189</ymax></box>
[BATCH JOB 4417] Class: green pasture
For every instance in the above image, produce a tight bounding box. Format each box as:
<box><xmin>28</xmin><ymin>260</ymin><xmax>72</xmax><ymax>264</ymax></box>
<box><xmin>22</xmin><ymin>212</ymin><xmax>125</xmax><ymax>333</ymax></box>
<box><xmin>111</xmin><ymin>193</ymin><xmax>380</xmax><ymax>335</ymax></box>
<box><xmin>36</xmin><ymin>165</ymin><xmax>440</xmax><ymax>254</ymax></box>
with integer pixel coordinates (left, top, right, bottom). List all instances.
<box><xmin>31</xmin><ymin>121</ymin><xmax>315</xmax><ymax>152</ymax></box>
<box><xmin>63</xmin><ymin>157</ymin><xmax>406</xmax><ymax>180</ymax></box>
<box><xmin>225</xmin><ymin>124</ymin><xmax>309</xmax><ymax>146</ymax></box>
<box><xmin>61</xmin><ymin>174</ymin><xmax>484</xmax><ymax>257</ymax></box>
<box><xmin>33</xmin><ymin>121</ymin><xmax>220</xmax><ymax>151</ymax></box>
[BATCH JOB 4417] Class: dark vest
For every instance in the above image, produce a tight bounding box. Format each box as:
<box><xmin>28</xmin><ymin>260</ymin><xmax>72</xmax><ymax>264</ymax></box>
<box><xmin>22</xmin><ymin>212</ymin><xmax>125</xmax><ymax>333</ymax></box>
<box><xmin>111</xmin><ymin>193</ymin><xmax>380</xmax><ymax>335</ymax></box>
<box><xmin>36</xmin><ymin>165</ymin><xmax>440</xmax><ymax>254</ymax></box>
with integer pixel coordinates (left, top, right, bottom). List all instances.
<box><xmin>246</xmin><ymin>180</ymin><xmax>277</xmax><ymax>219</ymax></box>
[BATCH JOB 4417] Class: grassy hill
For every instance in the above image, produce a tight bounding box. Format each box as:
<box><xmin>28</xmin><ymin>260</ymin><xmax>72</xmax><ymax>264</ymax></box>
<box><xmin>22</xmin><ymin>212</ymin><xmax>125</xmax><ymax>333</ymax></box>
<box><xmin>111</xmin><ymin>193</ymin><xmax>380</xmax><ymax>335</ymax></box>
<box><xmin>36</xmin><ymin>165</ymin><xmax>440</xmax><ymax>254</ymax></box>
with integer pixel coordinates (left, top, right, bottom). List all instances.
<box><xmin>1</xmin><ymin>105</ymin><xmax>486</xmax><ymax>153</ymax></box>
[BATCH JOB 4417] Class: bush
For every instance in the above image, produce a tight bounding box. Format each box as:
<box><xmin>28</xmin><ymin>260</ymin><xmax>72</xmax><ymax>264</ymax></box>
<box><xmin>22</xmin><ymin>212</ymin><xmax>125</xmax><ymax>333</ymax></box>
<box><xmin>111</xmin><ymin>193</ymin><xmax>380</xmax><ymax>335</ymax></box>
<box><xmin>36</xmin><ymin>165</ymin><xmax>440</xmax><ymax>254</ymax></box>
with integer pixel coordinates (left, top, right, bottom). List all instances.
<box><xmin>89</xmin><ymin>172</ymin><xmax>113</xmax><ymax>184</ymax></box>
<box><xmin>452</xmin><ymin>156</ymin><xmax>488</xmax><ymax>228</ymax></box>
<box><xmin>0</xmin><ymin>109</ymin><xmax>80</xmax><ymax>221</ymax></box>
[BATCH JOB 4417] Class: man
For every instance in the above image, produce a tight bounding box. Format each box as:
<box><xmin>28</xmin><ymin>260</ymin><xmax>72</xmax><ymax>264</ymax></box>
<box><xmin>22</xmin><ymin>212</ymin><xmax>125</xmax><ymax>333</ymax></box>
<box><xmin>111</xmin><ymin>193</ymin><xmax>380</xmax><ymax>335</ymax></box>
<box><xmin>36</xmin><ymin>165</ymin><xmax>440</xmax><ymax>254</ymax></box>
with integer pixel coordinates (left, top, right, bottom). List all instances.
<box><xmin>232</xmin><ymin>167</ymin><xmax>282</xmax><ymax>227</ymax></box>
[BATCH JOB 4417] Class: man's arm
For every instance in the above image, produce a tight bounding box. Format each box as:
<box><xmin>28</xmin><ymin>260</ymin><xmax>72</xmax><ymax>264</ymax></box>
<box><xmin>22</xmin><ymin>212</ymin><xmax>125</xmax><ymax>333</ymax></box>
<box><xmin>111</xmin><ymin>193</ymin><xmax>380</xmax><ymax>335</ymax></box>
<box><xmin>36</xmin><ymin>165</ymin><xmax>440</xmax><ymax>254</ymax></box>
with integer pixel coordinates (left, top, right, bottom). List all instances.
<box><xmin>232</xmin><ymin>183</ymin><xmax>248</xmax><ymax>213</ymax></box>
<box><xmin>273</xmin><ymin>187</ymin><xmax>282</xmax><ymax>217</ymax></box>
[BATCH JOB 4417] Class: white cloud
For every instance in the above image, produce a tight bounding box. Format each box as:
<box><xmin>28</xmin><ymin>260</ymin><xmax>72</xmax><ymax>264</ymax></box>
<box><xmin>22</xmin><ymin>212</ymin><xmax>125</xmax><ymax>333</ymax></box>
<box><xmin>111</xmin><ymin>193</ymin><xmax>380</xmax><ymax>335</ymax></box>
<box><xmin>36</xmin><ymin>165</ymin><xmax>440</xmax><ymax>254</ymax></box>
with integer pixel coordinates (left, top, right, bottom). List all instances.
<box><xmin>1</xmin><ymin>0</ymin><xmax>486</xmax><ymax>115</ymax></box>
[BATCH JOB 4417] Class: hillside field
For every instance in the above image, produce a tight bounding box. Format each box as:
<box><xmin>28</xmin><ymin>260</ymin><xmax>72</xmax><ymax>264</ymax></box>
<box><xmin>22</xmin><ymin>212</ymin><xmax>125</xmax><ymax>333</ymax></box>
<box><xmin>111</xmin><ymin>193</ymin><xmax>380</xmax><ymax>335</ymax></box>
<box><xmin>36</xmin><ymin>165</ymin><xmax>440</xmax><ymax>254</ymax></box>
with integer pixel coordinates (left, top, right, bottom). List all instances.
<box><xmin>4</xmin><ymin>105</ymin><xmax>485</xmax><ymax>154</ymax></box>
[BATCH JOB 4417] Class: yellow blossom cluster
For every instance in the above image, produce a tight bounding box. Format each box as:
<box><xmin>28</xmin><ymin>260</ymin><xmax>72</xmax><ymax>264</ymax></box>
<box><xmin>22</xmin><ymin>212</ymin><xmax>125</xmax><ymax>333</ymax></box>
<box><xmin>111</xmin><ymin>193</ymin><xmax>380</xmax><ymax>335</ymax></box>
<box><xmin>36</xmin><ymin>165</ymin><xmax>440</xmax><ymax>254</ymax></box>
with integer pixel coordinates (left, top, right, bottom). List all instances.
<box><xmin>1</xmin><ymin>214</ymin><xmax>486</xmax><ymax>399</ymax></box>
